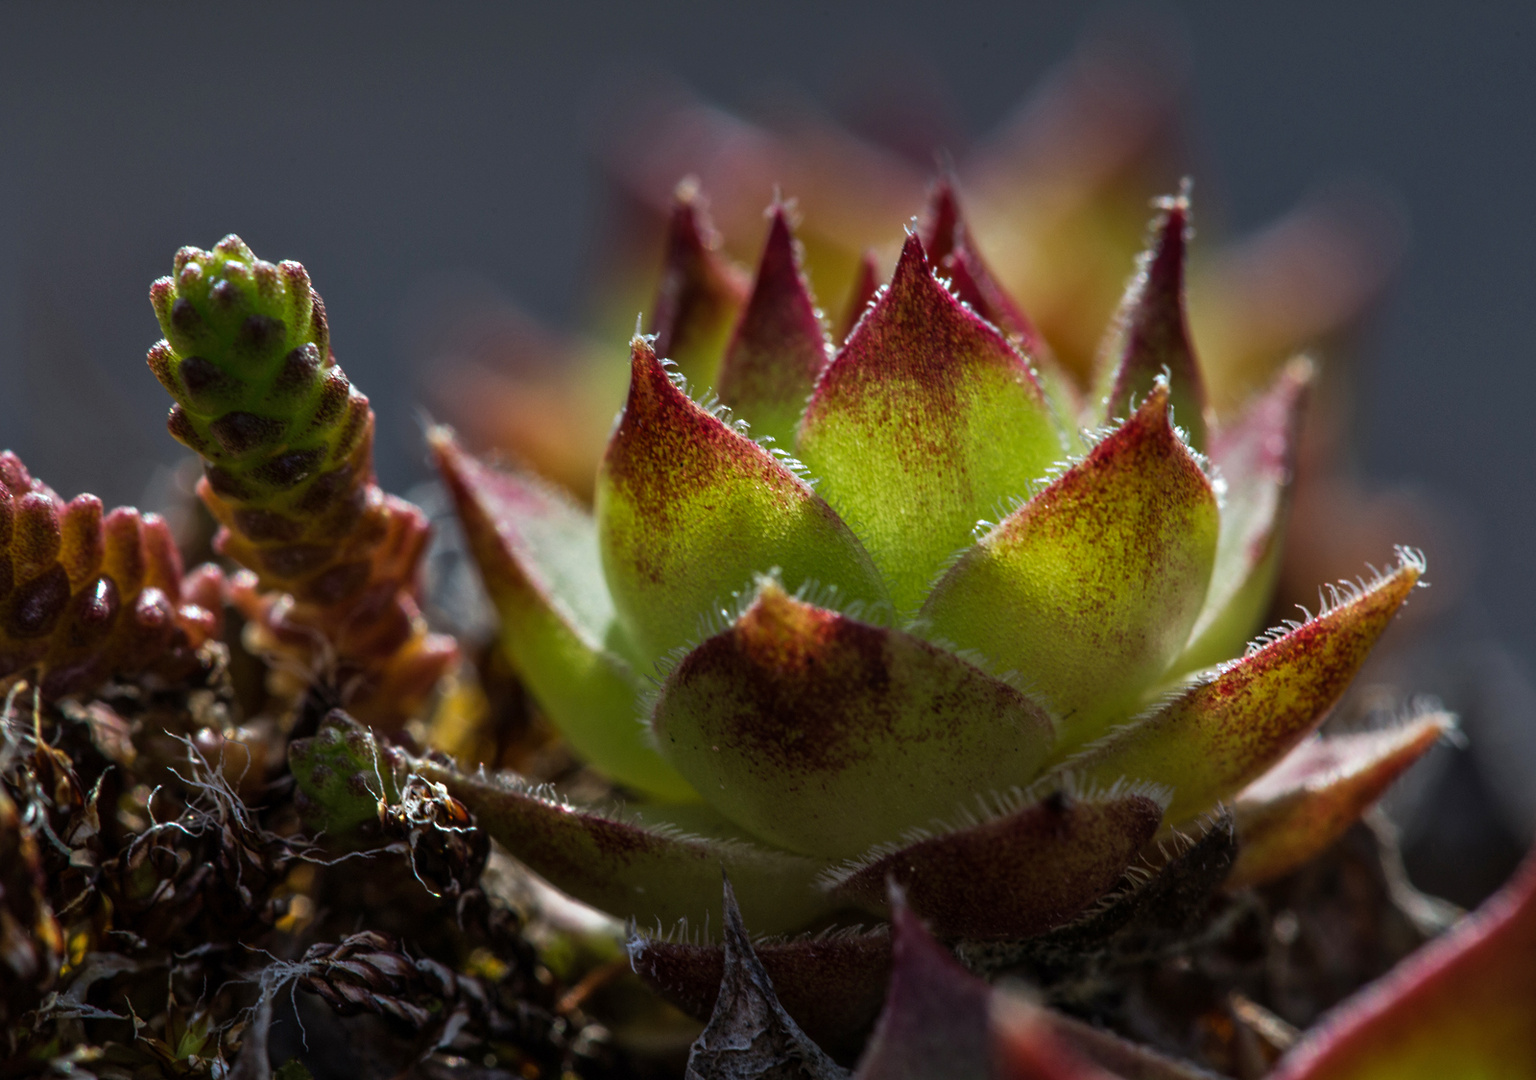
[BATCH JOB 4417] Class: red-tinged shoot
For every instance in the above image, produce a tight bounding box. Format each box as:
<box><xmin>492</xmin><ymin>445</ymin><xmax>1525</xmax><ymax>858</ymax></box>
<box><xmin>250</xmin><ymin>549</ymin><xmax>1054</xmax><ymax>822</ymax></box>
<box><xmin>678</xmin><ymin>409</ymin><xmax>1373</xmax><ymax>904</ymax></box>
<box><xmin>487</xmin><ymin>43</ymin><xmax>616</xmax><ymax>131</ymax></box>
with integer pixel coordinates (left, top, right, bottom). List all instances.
<box><xmin>0</xmin><ymin>451</ymin><xmax>222</xmax><ymax>699</ymax></box>
<box><xmin>148</xmin><ymin>235</ymin><xmax>456</xmax><ymax>729</ymax></box>
<box><xmin>425</xmin><ymin>181</ymin><xmax>1441</xmax><ymax>963</ymax></box>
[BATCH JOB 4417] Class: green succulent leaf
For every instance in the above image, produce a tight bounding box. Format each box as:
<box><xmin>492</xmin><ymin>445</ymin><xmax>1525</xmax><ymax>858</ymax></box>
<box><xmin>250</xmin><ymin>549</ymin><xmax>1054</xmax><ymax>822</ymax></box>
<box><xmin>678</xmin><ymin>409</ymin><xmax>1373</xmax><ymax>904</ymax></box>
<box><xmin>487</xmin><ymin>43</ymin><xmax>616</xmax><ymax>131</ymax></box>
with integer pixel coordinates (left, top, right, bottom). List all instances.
<box><xmin>597</xmin><ymin>335</ymin><xmax>889</xmax><ymax>666</ymax></box>
<box><xmin>289</xmin><ymin>711</ymin><xmax>397</xmax><ymax>839</ymax></box>
<box><xmin>1228</xmin><ymin>711</ymin><xmax>1452</xmax><ymax>889</ymax></box>
<box><xmin>715</xmin><ymin>206</ymin><xmax>831</xmax><ymax>449</ymax></box>
<box><xmin>1270</xmin><ymin>845</ymin><xmax>1536</xmax><ymax>1080</ymax></box>
<box><xmin>921</xmin><ymin>380</ymin><xmax>1219</xmax><ymax>753</ymax></box>
<box><xmin>651</xmin><ymin>578</ymin><xmax>1055</xmax><ymax>859</ymax></box>
<box><xmin>432</xmin><ymin>430</ymin><xmax>696</xmax><ymax>801</ymax></box>
<box><xmin>413</xmin><ymin>758</ymin><xmax>837</xmax><ymax>935</ymax></box>
<box><xmin>1091</xmin><ymin>192</ymin><xmax>1210</xmax><ymax>453</ymax></box>
<box><xmin>1067</xmin><ymin>552</ymin><xmax>1424</xmax><ymax>829</ymax></box>
<box><xmin>825</xmin><ymin>783</ymin><xmax>1166</xmax><ymax>941</ymax></box>
<box><xmin>796</xmin><ymin>233</ymin><xmax>1066</xmax><ymax>616</ymax></box>
<box><xmin>1176</xmin><ymin>357</ymin><xmax>1313</xmax><ymax>673</ymax></box>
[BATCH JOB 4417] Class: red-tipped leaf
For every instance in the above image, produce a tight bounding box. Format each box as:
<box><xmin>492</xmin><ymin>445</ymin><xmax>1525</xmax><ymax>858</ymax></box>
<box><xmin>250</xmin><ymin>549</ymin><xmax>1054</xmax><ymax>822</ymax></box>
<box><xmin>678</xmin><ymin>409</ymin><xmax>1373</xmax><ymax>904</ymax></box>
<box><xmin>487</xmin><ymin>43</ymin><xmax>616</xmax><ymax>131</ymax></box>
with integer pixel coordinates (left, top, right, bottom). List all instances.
<box><xmin>1270</xmin><ymin>846</ymin><xmax>1536</xmax><ymax>1079</ymax></box>
<box><xmin>922</xmin><ymin>382</ymin><xmax>1219</xmax><ymax>754</ymax></box>
<box><xmin>650</xmin><ymin>180</ymin><xmax>750</xmax><ymax>388</ymax></box>
<box><xmin>1068</xmin><ymin>553</ymin><xmax>1425</xmax><ymax>828</ymax></box>
<box><xmin>1228</xmin><ymin>712</ymin><xmax>1453</xmax><ymax>889</ymax></box>
<box><xmin>797</xmin><ymin>234</ymin><xmax>1065</xmax><ymax>615</ymax></box>
<box><xmin>716</xmin><ymin>205</ymin><xmax>831</xmax><ymax>447</ymax></box>
<box><xmin>597</xmin><ymin>336</ymin><xmax>888</xmax><ymax>666</ymax></box>
<box><xmin>1094</xmin><ymin>194</ymin><xmax>1209</xmax><ymax>451</ymax></box>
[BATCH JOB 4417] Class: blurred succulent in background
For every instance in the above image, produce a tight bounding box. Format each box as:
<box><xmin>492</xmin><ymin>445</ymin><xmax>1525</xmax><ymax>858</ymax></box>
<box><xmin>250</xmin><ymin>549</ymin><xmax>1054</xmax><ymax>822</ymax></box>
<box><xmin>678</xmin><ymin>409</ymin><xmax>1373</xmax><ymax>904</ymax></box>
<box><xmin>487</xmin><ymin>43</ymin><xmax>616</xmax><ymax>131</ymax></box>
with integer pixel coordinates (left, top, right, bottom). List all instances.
<box><xmin>0</xmin><ymin>451</ymin><xmax>223</xmax><ymax>700</ymax></box>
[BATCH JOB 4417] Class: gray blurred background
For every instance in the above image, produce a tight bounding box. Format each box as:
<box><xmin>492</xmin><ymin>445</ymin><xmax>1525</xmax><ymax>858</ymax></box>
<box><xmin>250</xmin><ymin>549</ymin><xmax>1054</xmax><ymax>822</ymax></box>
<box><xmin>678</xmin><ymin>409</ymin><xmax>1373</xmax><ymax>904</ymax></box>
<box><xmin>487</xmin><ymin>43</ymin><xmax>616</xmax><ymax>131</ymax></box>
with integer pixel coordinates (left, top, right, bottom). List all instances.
<box><xmin>1</xmin><ymin>2</ymin><xmax>1532</xmax><ymax>899</ymax></box>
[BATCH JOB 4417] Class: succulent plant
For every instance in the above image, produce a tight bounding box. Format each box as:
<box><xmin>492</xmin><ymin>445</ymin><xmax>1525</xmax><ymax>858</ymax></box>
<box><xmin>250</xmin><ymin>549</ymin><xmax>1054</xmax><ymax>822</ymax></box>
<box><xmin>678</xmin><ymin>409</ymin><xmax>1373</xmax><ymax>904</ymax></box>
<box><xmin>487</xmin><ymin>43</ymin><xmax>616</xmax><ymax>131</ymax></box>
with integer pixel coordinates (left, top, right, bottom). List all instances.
<box><xmin>422</xmin><ymin>182</ymin><xmax>1446</xmax><ymax>947</ymax></box>
<box><xmin>0</xmin><ymin>451</ymin><xmax>223</xmax><ymax>699</ymax></box>
<box><xmin>146</xmin><ymin>236</ymin><xmax>458</xmax><ymax>729</ymax></box>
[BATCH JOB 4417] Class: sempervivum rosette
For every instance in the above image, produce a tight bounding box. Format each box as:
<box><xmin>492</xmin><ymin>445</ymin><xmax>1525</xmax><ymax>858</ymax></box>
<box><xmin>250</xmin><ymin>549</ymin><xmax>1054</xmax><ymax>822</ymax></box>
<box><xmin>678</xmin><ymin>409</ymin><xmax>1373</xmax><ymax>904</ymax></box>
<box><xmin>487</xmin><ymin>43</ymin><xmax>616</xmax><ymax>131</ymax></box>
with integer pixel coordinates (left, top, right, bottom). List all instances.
<box><xmin>409</xmin><ymin>184</ymin><xmax>1441</xmax><ymax>951</ymax></box>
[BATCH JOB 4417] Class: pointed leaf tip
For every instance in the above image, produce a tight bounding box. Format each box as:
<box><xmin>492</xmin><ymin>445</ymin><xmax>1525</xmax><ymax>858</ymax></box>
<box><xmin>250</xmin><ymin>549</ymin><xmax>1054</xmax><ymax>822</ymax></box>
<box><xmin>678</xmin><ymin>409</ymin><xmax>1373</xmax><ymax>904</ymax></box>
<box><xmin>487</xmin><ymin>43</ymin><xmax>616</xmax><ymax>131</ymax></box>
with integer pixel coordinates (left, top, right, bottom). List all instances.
<box><xmin>650</xmin><ymin>183</ymin><xmax>750</xmax><ymax>388</ymax></box>
<box><xmin>1070</xmin><ymin>552</ymin><xmax>1424</xmax><ymax>829</ymax></box>
<box><xmin>683</xmin><ymin>875</ymin><xmax>847</xmax><ymax>1080</ymax></box>
<box><xmin>1097</xmin><ymin>193</ymin><xmax>1209</xmax><ymax>452</ymax></box>
<box><xmin>653</xmin><ymin>579</ymin><xmax>1053</xmax><ymax>859</ymax></box>
<box><xmin>923</xmin><ymin>381</ymin><xmax>1219</xmax><ymax>753</ymax></box>
<box><xmin>716</xmin><ymin>205</ymin><xmax>831</xmax><ymax>447</ymax></box>
<box><xmin>920</xmin><ymin>179</ymin><xmax>1046</xmax><ymax>356</ymax></box>
<box><xmin>598</xmin><ymin>336</ymin><xmax>887</xmax><ymax>666</ymax></box>
<box><xmin>1228</xmin><ymin>712</ymin><xmax>1453</xmax><ymax>889</ymax></box>
<box><xmin>798</xmin><ymin>233</ymin><xmax>1065</xmax><ymax>615</ymax></box>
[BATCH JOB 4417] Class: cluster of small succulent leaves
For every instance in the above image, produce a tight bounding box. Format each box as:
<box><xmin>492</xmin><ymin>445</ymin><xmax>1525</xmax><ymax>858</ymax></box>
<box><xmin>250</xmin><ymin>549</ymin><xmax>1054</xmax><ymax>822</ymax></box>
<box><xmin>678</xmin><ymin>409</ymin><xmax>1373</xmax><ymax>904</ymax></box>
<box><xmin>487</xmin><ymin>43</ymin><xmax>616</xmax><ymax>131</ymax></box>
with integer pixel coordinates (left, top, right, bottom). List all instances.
<box><xmin>147</xmin><ymin>236</ymin><xmax>458</xmax><ymax>731</ymax></box>
<box><xmin>0</xmin><ymin>451</ymin><xmax>223</xmax><ymax>700</ymax></box>
<box><xmin>423</xmin><ymin>178</ymin><xmax>1451</xmax><ymax>964</ymax></box>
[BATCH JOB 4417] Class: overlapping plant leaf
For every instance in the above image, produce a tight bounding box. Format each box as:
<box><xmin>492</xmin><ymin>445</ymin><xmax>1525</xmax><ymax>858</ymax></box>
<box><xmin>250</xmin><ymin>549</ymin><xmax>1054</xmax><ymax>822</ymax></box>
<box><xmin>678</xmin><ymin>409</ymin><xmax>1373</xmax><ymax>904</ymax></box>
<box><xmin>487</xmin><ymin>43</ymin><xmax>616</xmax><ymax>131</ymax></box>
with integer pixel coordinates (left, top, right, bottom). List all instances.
<box><xmin>1066</xmin><ymin>552</ymin><xmax>1424</xmax><ymax>827</ymax></box>
<box><xmin>597</xmin><ymin>335</ymin><xmax>889</xmax><ymax>666</ymax></box>
<box><xmin>1091</xmin><ymin>193</ymin><xmax>1209</xmax><ymax>452</ymax></box>
<box><xmin>922</xmin><ymin>381</ymin><xmax>1218</xmax><ymax>752</ymax></box>
<box><xmin>715</xmin><ymin>205</ymin><xmax>832</xmax><ymax>448</ymax></box>
<box><xmin>1176</xmin><ymin>357</ymin><xmax>1313</xmax><ymax>672</ymax></box>
<box><xmin>652</xmin><ymin>578</ymin><xmax>1055</xmax><ymax>858</ymax></box>
<box><xmin>433</xmin><ymin>428</ymin><xmax>695</xmax><ymax>800</ymax></box>
<box><xmin>796</xmin><ymin>234</ymin><xmax>1066</xmax><ymax>616</ymax></box>
<box><xmin>824</xmin><ymin>783</ymin><xmax>1165</xmax><ymax>941</ymax></box>
<box><xmin>650</xmin><ymin>181</ymin><xmax>750</xmax><ymax>388</ymax></box>
<box><xmin>412</xmin><ymin>756</ymin><xmax>838</xmax><ymax>936</ymax></box>
<box><xmin>1227</xmin><ymin>711</ymin><xmax>1452</xmax><ymax>889</ymax></box>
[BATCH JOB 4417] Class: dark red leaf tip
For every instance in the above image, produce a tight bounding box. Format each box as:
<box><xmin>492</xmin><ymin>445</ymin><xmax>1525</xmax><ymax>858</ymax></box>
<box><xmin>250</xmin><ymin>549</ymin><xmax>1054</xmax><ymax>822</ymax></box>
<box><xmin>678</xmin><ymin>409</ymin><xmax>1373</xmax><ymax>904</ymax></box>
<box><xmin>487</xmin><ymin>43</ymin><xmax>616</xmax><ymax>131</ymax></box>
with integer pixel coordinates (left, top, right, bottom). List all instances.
<box><xmin>649</xmin><ymin>180</ymin><xmax>749</xmax><ymax>385</ymax></box>
<box><xmin>715</xmin><ymin>203</ymin><xmax>830</xmax><ymax>440</ymax></box>
<box><xmin>1103</xmin><ymin>187</ymin><xmax>1208</xmax><ymax>448</ymax></box>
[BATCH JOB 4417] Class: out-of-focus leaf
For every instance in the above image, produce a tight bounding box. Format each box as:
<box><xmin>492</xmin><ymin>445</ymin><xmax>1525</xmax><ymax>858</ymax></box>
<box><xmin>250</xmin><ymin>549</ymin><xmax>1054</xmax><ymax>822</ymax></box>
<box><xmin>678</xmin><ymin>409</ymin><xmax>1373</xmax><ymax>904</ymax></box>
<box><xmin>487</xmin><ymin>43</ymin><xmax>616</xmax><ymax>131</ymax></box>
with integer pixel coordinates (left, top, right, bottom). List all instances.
<box><xmin>1228</xmin><ymin>712</ymin><xmax>1453</xmax><ymax>889</ymax></box>
<box><xmin>1269</xmin><ymin>847</ymin><xmax>1536</xmax><ymax>1079</ymax></box>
